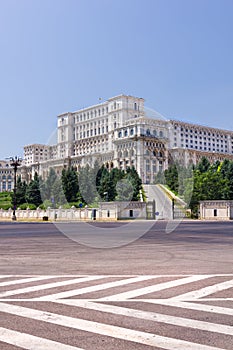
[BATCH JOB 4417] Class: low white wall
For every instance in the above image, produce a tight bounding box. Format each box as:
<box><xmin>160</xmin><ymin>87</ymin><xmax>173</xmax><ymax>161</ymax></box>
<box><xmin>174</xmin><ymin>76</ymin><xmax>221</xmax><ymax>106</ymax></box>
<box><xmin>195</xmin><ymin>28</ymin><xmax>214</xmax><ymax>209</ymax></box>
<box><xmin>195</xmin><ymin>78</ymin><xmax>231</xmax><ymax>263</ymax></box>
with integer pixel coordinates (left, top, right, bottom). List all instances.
<box><xmin>0</xmin><ymin>202</ymin><xmax>147</xmax><ymax>221</ymax></box>
<box><xmin>0</xmin><ymin>207</ymin><xmax>115</xmax><ymax>221</ymax></box>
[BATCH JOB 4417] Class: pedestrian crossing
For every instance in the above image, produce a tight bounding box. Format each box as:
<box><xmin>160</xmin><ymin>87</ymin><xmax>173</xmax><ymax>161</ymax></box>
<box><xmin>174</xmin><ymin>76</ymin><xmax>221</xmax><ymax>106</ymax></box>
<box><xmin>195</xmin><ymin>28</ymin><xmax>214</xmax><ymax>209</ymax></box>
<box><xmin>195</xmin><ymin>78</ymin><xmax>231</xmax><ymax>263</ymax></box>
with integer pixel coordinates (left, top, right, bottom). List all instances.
<box><xmin>0</xmin><ymin>274</ymin><xmax>232</xmax><ymax>349</ymax></box>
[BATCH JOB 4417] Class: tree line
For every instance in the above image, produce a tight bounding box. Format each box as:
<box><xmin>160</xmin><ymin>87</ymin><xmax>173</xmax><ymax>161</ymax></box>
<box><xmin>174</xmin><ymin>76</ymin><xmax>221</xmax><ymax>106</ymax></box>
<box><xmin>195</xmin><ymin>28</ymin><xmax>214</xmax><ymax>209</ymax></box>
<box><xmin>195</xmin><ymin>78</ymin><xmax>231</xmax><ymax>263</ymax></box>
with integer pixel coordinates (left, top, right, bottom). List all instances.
<box><xmin>156</xmin><ymin>157</ymin><xmax>233</xmax><ymax>217</ymax></box>
<box><xmin>13</xmin><ymin>163</ymin><xmax>143</xmax><ymax>209</ymax></box>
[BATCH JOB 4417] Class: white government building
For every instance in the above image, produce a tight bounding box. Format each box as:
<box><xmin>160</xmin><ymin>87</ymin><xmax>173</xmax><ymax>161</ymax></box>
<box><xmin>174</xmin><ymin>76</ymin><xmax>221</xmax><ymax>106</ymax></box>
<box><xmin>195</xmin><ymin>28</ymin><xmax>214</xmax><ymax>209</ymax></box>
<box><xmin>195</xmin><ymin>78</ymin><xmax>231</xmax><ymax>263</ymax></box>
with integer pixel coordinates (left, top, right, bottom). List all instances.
<box><xmin>1</xmin><ymin>94</ymin><xmax>233</xmax><ymax>191</ymax></box>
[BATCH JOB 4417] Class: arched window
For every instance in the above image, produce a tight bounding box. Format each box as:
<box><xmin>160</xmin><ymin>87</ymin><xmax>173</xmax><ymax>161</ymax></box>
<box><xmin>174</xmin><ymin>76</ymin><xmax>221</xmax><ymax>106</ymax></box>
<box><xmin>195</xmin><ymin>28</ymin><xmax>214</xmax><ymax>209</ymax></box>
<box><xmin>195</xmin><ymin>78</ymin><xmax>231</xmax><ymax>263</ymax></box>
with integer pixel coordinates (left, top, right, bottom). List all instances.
<box><xmin>153</xmin><ymin>130</ymin><xmax>157</xmax><ymax>136</ymax></box>
<box><xmin>130</xmin><ymin>128</ymin><xmax>134</xmax><ymax>135</ymax></box>
<box><xmin>118</xmin><ymin>131</ymin><xmax>122</xmax><ymax>138</ymax></box>
<box><xmin>134</xmin><ymin>102</ymin><xmax>137</xmax><ymax>110</ymax></box>
<box><xmin>146</xmin><ymin>129</ymin><xmax>151</xmax><ymax>136</ymax></box>
<box><xmin>124</xmin><ymin>130</ymin><xmax>128</xmax><ymax>137</ymax></box>
<box><xmin>159</xmin><ymin>131</ymin><xmax>163</xmax><ymax>137</ymax></box>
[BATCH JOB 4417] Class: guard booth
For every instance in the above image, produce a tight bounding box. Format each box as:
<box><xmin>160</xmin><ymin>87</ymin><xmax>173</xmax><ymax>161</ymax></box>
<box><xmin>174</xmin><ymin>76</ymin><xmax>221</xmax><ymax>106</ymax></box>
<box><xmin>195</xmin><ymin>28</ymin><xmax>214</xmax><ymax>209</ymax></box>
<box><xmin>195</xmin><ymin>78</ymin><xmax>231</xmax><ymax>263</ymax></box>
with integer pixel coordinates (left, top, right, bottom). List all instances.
<box><xmin>200</xmin><ymin>200</ymin><xmax>233</xmax><ymax>220</ymax></box>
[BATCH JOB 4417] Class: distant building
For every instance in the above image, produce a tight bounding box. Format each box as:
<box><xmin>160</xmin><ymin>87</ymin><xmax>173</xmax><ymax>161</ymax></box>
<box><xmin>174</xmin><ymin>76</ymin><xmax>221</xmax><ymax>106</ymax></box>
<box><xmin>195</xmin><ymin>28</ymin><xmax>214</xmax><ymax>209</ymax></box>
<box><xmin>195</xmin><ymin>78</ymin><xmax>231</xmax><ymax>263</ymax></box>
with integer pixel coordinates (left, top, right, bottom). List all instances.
<box><xmin>2</xmin><ymin>94</ymin><xmax>233</xmax><ymax>192</ymax></box>
<box><xmin>0</xmin><ymin>161</ymin><xmax>13</xmax><ymax>191</ymax></box>
<box><xmin>24</xmin><ymin>95</ymin><xmax>169</xmax><ymax>183</ymax></box>
<box><xmin>0</xmin><ymin>160</ymin><xmax>27</xmax><ymax>191</ymax></box>
<box><xmin>168</xmin><ymin>119</ymin><xmax>233</xmax><ymax>166</ymax></box>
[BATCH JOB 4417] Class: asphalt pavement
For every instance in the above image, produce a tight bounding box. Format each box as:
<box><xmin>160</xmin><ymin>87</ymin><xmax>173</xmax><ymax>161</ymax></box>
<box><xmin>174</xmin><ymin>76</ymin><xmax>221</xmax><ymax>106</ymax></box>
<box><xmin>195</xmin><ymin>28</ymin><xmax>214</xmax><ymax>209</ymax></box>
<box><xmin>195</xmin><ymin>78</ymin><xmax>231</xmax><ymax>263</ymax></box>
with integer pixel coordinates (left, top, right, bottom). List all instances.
<box><xmin>0</xmin><ymin>220</ymin><xmax>232</xmax><ymax>350</ymax></box>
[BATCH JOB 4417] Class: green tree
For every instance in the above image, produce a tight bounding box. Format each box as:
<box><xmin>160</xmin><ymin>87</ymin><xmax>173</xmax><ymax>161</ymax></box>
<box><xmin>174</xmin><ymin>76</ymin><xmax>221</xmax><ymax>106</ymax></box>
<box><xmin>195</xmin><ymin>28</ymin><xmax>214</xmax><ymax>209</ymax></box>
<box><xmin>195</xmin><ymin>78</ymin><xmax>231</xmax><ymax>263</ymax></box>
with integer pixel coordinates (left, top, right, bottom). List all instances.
<box><xmin>125</xmin><ymin>167</ymin><xmax>142</xmax><ymax>201</ymax></box>
<box><xmin>13</xmin><ymin>176</ymin><xmax>27</xmax><ymax>206</ymax></box>
<box><xmin>25</xmin><ymin>173</ymin><xmax>42</xmax><ymax>207</ymax></box>
<box><xmin>98</xmin><ymin>166</ymin><xmax>111</xmax><ymax>200</ymax></box>
<box><xmin>78</xmin><ymin>164</ymin><xmax>96</xmax><ymax>204</ymax></box>
<box><xmin>154</xmin><ymin>170</ymin><xmax>165</xmax><ymax>184</ymax></box>
<box><xmin>196</xmin><ymin>157</ymin><xmax>210</xmax><ymax>173</ymax></box>
<box><xmin>52</xmin><ymin>177</ymin><xmax>67</xmax><ymax>206</ymax></box>
<box><xmin>164</xmin><ymin>164</ymin><xmax>179</xmax><ymax>193</ymax></box>
<box><xmin>219</xmin><ymin>159</ymin><xmax>233</xmax><ymax>199</ymax></box>
<box><xmin>62</xmin><ymin>167</ymin><xmax>79</xmax><ymax>202</ymax></box>
<box><xmin>116</xmin><ymin>178</ymin><xmax>134</xmax><ymax>201</ymax></box>
<box><xmin>44</xmin><ymin>168</ymin><xmax>57</xmax><ymax>201</ymax></box>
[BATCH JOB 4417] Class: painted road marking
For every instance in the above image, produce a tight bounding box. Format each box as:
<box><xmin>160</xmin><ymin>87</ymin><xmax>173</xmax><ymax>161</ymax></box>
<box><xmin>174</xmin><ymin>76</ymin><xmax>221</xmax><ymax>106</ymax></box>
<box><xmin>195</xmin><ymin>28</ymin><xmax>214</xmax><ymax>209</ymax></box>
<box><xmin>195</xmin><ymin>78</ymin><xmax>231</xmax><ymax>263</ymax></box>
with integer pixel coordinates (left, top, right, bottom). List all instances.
<box><xmin>0</xmin><ymin>327</ymin><xmax>84</xmax><ymax>350</ymax></box>
<box><xmin>36</xmin><ymin>275</ymin><xmax>156</xmax><ymax>300</ymax></box>
<box><xmin>0</xmin><ymin>275</ymin><xmax>232</xmax><ymax>350</ymax></box>
<box><xmin>0</xmin><ymin>276</ymin><xmax>59</xmax><ymax>287</ymax></box>
<box><xmin>139</xmin><ymin>299</ymin><xmax>233</xmax><ymax>316</ymax></box>
<box><xmin>0</xmin><ymin>302</ymin><xmax>227</xmax><ymax>350</ymax></box>
<box><xmin>54</xmin><ymin>299</ymin><xmax>233</xmax><ymax>336</ymax></box>
<box><xmin>0</xmin><ymin>275</ymin><xmax>105</xmax><ymax>298</ymax></box>
<box><xmin>171</xmin><ymin>278</ymin><xmax>233</xmax><ymax>300</ymax></box>
<box><xmin>99</xmin><ymin>275</ymin><xmax>211</xmax><ymax>301</ymax></box>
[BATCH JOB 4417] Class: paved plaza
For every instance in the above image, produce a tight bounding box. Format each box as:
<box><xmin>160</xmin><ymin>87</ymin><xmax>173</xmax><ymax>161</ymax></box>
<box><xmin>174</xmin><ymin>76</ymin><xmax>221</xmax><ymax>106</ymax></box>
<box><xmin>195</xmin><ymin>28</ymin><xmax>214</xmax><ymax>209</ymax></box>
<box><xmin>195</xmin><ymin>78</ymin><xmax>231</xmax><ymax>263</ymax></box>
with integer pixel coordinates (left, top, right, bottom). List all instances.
<box><xmin>0</xmin><ymin>221</ymin><xmax>232</xmax><ymax>349</ymax></box>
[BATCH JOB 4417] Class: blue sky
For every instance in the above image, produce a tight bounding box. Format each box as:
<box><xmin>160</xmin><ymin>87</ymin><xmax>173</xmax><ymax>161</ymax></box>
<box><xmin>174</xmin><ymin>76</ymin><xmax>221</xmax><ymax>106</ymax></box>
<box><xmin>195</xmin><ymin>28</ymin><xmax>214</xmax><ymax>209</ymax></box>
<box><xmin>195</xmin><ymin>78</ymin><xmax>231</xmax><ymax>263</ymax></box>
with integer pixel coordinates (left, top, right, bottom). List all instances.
<box><xmin>1</xmin><ymin>0</ymin><xmax>233</xmax><ymax>159</ymax></box>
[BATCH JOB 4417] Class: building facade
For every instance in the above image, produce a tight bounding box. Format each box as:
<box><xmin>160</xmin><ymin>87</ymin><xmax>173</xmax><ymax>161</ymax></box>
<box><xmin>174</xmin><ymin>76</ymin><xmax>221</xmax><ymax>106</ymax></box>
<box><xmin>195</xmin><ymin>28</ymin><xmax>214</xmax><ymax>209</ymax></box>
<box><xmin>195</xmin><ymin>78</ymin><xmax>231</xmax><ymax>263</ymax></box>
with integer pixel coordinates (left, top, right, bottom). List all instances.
<box><xmin>2</xmin><ymin>94</ymin><xmax>233</xmax><ymax>192</ymax></box>
<box><xmin>0</xmin><ymin>161</ymin><xmax>13</xmax><ymax>192</ymax></box>
<box><xmin>24</xmin><ymin>95</ymin><xmax>169</xmax><ymax>184</ymax></box>
<box><xmin>0</xmin><ymin>160</ymin><xmax>28</xmax><ymax>192</ymax></box>
<box><xmin>168</xmin><ymin>119</ymin><xmax>233</xmax><ymax>166</ymax></box>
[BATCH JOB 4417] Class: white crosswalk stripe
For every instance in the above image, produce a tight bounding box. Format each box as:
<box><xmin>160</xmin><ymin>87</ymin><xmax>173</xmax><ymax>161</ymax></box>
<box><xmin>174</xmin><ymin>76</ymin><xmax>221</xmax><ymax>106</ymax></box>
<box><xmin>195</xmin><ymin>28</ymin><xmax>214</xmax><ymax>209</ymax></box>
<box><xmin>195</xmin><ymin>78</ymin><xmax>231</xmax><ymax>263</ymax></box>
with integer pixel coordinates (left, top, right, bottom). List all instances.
<box><xmin>98</xmin><ymin>274</ymin><xmax>211</xmax><ymax>301</ymax></box>
<box><xmin>0</xmin><ymin>327</ymin><xmax>84</xmax><ymax>350</ymax></box>
<box><xmin>0</xmin><ymin>274</ymin><xmax>232</xmax><ymax>350</ymax></box>
<box><xmin>0</xmin><ymin>275</ymin><xmax>105</xmax><ymax>298</ymax></box>
<box><xmin>36</xmin><ymin>275</ymin><xmax>157</xmax><ymax>300</ymax></box>
<box><xmin>172</xmin><ymin>278</ymin><xmax>233</xmax><ymax>300</ymax></box>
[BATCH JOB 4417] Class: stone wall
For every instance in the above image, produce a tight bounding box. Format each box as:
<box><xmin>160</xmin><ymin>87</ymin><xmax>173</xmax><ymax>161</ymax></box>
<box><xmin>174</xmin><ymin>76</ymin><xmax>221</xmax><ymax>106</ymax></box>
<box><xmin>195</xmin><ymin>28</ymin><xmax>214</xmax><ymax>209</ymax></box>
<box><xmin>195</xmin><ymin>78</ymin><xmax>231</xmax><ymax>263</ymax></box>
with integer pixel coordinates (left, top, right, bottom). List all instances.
<box><xmin>0</xmin><ymin>202</ymin><xmax>147</xmax><ymax>221</ymax></box>
<box><xmin>200</xmin><ymin>200</ymin><xmax>233</xmax><ymax>220</ymax></box>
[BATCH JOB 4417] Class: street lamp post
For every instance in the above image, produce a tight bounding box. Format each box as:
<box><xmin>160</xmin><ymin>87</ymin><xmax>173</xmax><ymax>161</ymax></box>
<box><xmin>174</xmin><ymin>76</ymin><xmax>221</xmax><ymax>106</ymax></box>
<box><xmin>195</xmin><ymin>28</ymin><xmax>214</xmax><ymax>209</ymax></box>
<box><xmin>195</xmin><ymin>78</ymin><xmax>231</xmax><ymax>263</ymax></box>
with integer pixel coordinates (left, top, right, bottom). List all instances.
<box><xmin>9</xmin><ymin>156</ymin><xmax>22</xmax><ymax>221</ymax></box>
